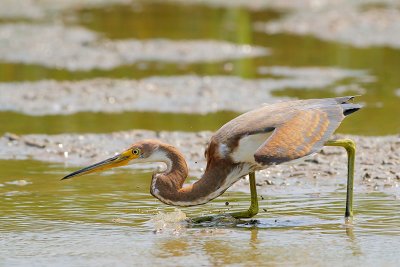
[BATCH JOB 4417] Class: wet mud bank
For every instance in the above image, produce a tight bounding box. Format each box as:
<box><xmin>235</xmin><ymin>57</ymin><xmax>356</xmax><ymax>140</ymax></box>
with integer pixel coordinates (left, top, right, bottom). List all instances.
<box><xmin>0</xmin><ymin>68</ymin><xmax>365</xmax><ymax>115</ymax></box>
<box><xmin>256</xmin><ymin>3</ymin><xmax>400</xmax><ymax>48</ymax></box>
<box><xmin>0</xmin><ymin>24</ymin><xmax>267</xmax><ymax>71</ymax></box>
<box><xmin>1</xmin><ymin>131</ymin><xmax>399</xmax><ymax>196</ymax></box>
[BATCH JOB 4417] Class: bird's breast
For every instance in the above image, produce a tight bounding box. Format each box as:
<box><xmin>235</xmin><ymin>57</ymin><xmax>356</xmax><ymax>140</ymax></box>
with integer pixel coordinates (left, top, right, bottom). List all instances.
<box><xmin>209</xmin><ymin>162</ymin><xmax>256</xmax><ymax>197</ymax></box>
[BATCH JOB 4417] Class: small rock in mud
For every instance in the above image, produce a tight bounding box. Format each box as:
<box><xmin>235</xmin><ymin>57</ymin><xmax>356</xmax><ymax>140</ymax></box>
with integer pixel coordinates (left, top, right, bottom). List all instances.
<box><xmin>4</xmin><ymin>133</ymin><xmax>21</xmax><ymax>141</ymax></box>
<box><xmin>266</xmin><ymin>180</ymin><xmax>274</xmax><ymax>185</ymax></box>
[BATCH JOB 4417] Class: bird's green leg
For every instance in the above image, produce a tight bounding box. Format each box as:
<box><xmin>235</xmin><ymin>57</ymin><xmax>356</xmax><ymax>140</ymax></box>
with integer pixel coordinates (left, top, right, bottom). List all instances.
<box><xmin>228</xmin><ymin>172</ymin><xmax>259</xmax><ymax>219</ymax></box>
<box><xmin>324</xmin><ymin>139</ymin><xmax>356</xmax><ymax>218</ymax></box>
<box><xmin>191</xmin><ymin>172</ymin><xmax>259</xmax><ymax>223</ymax></box>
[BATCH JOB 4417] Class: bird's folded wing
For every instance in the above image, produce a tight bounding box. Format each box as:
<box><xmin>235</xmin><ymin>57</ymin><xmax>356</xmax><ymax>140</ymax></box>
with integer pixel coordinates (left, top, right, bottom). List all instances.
<box><xmin>254</xmin><ymin>107</ymin><xmax>342</xmax><ymax>165</ymax></box>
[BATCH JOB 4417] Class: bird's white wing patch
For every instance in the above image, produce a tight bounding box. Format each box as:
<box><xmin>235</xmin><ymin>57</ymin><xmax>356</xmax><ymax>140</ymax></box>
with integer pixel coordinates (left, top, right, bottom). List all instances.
<box><xmin>231</xmin><ymin>132</ymin><xmax>273</xmax><ymax>163</ymax></box>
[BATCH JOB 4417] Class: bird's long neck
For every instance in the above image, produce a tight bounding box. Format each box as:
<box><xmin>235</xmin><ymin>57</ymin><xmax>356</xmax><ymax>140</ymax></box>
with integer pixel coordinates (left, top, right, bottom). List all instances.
<box><xmin>150</xmin><ymin>143</ymin><xmax>239</xmax><ymax>206</ymax></box>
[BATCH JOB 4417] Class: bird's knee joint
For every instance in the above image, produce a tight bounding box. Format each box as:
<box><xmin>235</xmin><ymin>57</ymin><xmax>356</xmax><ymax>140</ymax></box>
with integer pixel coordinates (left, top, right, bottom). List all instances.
<box><xmin>325</xmin><ymin>139</ymin><xmax>356</xmax><ymax>153</ymax></box>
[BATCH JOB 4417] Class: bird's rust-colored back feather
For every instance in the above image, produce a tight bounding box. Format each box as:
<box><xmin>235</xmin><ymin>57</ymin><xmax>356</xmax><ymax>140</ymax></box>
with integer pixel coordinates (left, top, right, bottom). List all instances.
<box><xmin>254</xmin><ymin>109</ymin><xmax>331</xmax><ymax>164</ymax></box>
<box><xmin>212</xmin><ymin>96</ymin><xmax>361</xmax><ymax>165</ymax></box>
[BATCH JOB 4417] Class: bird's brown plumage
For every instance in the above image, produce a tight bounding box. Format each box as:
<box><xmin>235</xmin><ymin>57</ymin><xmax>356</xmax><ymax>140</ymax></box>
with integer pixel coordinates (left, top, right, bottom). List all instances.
<box><xmin>149</xmin><ymin>96</ymin><xmax>360</xmax><ymax>206</ymax></box>
<box><xmin>63</xmin><ymin>96</ymin><xmax>361</xmax><ymax>207</ymax></box>
<box><xmin>213</xmin><ymin>96</ymin><xmax>358</xmax><ymax>165</ymax></box>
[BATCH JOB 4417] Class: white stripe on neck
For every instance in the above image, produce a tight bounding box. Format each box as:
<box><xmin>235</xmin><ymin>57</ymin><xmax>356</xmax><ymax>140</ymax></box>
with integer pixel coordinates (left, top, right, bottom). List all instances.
<box><xmin>129</xmin><ymin>148</ymin><xmax>173</xmax><ymax>173</ymax></box>
<box><xmin>146</xmin><ymin>149</ymin><xmax>173</xmax><ymax>173</ymax></box>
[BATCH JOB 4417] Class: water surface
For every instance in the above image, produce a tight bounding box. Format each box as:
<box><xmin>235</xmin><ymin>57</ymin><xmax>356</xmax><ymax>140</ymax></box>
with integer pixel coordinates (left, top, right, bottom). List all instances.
<box><xmin>1</xmin><ymin>160</ymin><xmax>399</xmax><ymax>266</ymax></box>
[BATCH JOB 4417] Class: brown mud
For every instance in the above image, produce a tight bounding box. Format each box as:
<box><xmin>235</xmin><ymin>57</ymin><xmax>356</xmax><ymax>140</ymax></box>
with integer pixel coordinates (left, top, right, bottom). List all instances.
<box><xmin>256</xmin><ymin>3</ymin><xmax>400</xmax><ymax>48</ymax></box>
<box><xmin>1</xmin><ymin>131</ymin><xmax>399</xmax><ymax>196</ymax></box>
<box><xmin>0</xmin><ymin>68</ymin><xmax>365</xmax><ymax>115</ymax></box>
<box><xmin>0</xmin><ymin>24</ymin><xmax>267</xmax><ymax>71</ymax></box>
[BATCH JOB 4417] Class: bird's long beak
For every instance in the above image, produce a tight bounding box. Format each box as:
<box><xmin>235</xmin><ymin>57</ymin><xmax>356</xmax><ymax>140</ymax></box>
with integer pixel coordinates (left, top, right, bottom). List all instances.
<box><xmin>61</xmin><ymin>149</ymin><xmax>135</xmax><ymax>180</ymax></box>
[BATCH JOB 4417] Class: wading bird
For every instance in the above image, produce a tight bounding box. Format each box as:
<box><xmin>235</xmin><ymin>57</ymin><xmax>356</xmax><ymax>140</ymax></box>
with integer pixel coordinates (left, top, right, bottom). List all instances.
<box><xmin>63</xmin><ymin>96</ymin><xmax>360</xmax><ymax>222</ymax></box>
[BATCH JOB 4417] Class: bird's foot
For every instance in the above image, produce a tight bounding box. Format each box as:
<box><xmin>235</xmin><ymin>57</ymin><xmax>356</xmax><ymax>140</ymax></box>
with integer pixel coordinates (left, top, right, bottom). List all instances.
<box><xmin>189</xmin><ymin>206</ymin><xmax>259</xmax><ymax>224</ymax></box>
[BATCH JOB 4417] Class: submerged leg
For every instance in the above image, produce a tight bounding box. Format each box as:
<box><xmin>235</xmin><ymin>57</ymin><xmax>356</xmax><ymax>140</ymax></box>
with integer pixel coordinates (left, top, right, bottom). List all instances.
<box><xmin>324</xmin><ymin>139</ymin><xmax>356</xmax><ymax>218</ymax></box>
<box><xmin>191</xmin><ymin>172</ymin><xmax>259</xmax><ymax>223</ymax></box>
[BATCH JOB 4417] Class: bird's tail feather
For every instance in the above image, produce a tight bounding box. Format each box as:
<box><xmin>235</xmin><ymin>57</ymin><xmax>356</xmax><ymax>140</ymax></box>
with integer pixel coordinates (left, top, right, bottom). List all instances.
<box><xmin>342</xmin><ymin>103</ymin><xmax>362</xmax><ymax>116</ymax></box>
<box><xmin>333</xmin><ymin>96</ymin><xmax>362</xmax><ymax>116</ymax></box>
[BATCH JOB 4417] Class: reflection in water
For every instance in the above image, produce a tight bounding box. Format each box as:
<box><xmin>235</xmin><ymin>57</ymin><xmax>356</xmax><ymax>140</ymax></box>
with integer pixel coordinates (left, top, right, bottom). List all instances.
<box><xmin>157</xmin><ymin>239</ymin><xmax>190</xmax><ymax>258</ymax></box>
<box><xmin>344</xmin><ymin>217</ymin><xmax>363</xmax><ymax>257</ymax></box>
<box><xmin>250</xmin><ymin>228</ymin><xmax>259</xmax><ymax>248</ymax></box>
<box><xmin>155</xmin><ymin>228</ymin><xmax>263</xmax><ymax>266</ymax></box>
<box><xmin>1</xmin><ymin>160</ymin><xmax>400</xmax><ymax>266</ymax></box>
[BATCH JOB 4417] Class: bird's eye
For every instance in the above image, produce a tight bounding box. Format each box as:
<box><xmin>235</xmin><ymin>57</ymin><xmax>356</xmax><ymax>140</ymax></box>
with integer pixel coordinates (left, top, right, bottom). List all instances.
<box><xmin>132</xmin><ymin>148</ymin><xmax>140</xmax><ymax>155</ymax></box>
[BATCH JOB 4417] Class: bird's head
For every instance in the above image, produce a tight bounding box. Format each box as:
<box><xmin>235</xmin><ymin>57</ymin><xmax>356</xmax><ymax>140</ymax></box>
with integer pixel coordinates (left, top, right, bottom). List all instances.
<box><xmin>61</xmin><ymin>139</ymin><xmax>164</xmax><ymax>180</ymax></box>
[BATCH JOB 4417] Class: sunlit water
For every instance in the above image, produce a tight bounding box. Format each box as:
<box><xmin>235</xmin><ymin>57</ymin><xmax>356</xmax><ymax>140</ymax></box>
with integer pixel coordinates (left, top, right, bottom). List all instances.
<box><xmin>1</xmin><ymin>160</ymin><xmax>399</xmax><ymax>266</ymax></box>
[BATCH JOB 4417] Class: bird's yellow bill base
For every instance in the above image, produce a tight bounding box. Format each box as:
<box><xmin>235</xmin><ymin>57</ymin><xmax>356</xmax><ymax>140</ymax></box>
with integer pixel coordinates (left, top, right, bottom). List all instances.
<box><xmin>61</xmin><ymin>149</ymin><xmax>137</xmax><ymax>180</ymax></box>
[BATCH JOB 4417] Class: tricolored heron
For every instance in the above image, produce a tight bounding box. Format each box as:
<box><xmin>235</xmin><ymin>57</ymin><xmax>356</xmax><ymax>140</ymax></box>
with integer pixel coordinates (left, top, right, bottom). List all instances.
<box><xmin>62</xmin><ymin>96</ymin><xmax>360</xmax><ymax>222</ymax></box>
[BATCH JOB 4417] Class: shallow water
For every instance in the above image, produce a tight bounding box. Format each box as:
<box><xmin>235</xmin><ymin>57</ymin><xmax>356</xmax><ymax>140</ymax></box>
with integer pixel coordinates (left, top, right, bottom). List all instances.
<box><xmin>1</xmin><ymin>160</ymin><xmax>399</xmax><ymax>266</ymax></box>
<box><xmin>0</xmin><ymin>110</ymin><xmax>236</xmax><ymax>135</ymax></box>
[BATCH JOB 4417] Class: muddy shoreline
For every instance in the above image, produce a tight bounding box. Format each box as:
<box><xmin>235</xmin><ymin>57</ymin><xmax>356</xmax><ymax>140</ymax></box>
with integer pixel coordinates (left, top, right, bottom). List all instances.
<box><xmin>3</xmin><ymin>1</ymin><xmax>400</xmax><ymax>50</ymax></box>
<box><xmin>0</xmin><ymin>24</ymin><xmax>267</xmax><ymax>71</ymax></box>
<box><xmin>1</xmin><ymin>131</ymin><xmax>399</xmax><ymax>196</ymax></box>
<box><xmin>256</xmin><ymin>4</ymin><xmax>400</xmax><ymax>48</ymax></box>
<box><xmin>0</xmin><ymin>68</ymin><xmax>365</xmax><ymax>115</ymax></box>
